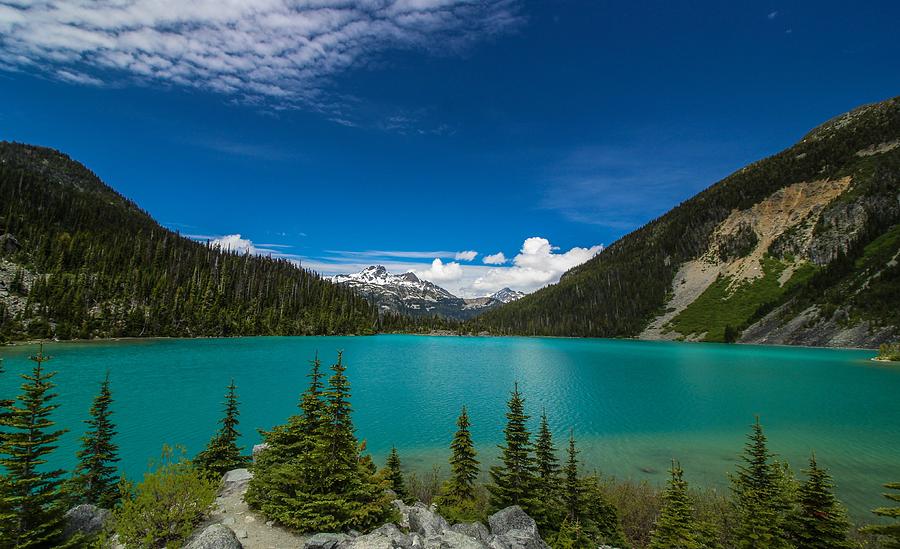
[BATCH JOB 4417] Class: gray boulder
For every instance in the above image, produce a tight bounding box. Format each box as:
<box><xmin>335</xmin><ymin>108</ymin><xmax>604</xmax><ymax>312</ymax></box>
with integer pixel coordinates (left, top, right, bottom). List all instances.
<box><xmin>407</xmin><ymin>502</ymin><xmax>450</xmax><ymax>537</ymax></box>
<box><xmin>487</xmin><ymin>507</ymin><xmax>549</xmax><ymax>549</ymax></box>
<box><xmin>451</xmin><ymin>522</ymin><xmax>491</xmax><ymax>544</ymax></box>
<box><xmin>63</xmin><ymin>504</ymin><xmax>110</xmax><ymax>538</ymax></box>
<box><xmin>0</xmin><ymin>234</ymin><xmax>21</xmax><ymax>254</ymax></box>
<box><xmin>340</xmin><ymin>523</ymin><xmax>414</xmax><ymax>548</ymax></box>
<box><xmin>305</xmin><ymin>532</ymin><xmax>351</xmax><ymax>549</ymax></box>
<box><xmin>488</xmin><ymin>506</ymin><xmax>537</xmax><ymax>538</ymax></box>
<box><xmin>422</xmin><ymin>530</ymin><xmax>490</xmax><ymax>548</ymax></box>
<box><xmin>183</xmin><ymin>524</ymin><xmax>243</xmax><ymax>549</ymax></box>
<box><xmin>221</xmin><ymin>468</ymin><xmax>252</xmax><ymax>496</ymax></box>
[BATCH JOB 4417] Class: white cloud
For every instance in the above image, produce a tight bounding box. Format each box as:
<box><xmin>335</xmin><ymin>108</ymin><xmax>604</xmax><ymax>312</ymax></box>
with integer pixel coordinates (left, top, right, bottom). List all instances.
<box><xmin>0</xmin><ymin>0</ymin><xmax>520</xmax><ymax>118</ymax></box>
<box><xmin>455</xmin><ymin>250</ymin><xmax>478</xmax><ymax>261</ymax></box>
<box><xmin>209</xmin><ymin>234</ymin><xmax>256</xmax><ymax>255</ymax></box>
<box><xmin>413</xmin><ymin>258</ymin><xmax>464</xmax><ymax>284</ymax></box>
<box><xmin>469</xmin><ymin>237</ymin><xmax>602</xmax><ymax>294</ymax></box>
<box><xmin>197</xmin><ymin>232</ymin><xmax>601</xmax><ymax>299</ymax></box>
<box><xmin>483</xmin><ymin>252</ymin><xmax>507</xmax><ymax>265</ymax></box>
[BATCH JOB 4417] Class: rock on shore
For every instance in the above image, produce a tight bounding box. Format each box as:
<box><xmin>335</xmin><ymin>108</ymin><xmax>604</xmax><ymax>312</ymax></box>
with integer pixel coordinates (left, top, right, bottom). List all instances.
<box><xmin>195</xmin><ymin>469</ymin><xmax>553</xmax><ymax>549</ymax></box>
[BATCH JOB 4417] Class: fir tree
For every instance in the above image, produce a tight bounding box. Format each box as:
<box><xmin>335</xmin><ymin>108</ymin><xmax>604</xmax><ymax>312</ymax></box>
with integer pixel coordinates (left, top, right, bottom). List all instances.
<box><xmin>649</xmin><ymin>460</ymin><xmax>702</xmax><ymax>549</ymax></box>
<box><xmin>0</xmin><ymin>346</ymin><xmax>74</xmax><ymax>548</ymax></box>
<box><xmin>533</xmin><ymin>409</ymin><xmax>562</xmax><ymax>531</ymax></box>
<box><xmin>488</xmin><ymin>383</ymin><xmax>536</xmax><ymax>512</ymax></box>
<box><xmin>443</xmin><ymin>406</ymin><xmax>479</xmax><ymax>504</ymax></box>
<box><xmin>385</xmin><ymin>447</ymin><xmax>407</xmax><ymax>499</ymax></box>
<box><xmin>862</xmin><ymin>482</ymin><xmax>900</xmax><ymax>548</ymax></box>
<box><xmin>788</xmin><ymin>453</ymin><xmax>853</xmax><ymax>549</ymax></box>
<box><xmin>194</xmin><ymin>380</ymin><xmax>247</xmax><ymax>479</ymax></box>
<box><xmin>246</xmin><ymin>352</ymin><xmax>391</xmax><ymax>532</ymax></box>
<box><xmin>70</xmin><ymin>372</ymin><xmax>120</xmax><ymax>508</ymax></box>
<box><xmin>535</xmin><ymin>410</ymin><xmax>561</xmax><ymax>493</ymax></box>
<box><xmin>731</xmin><ymin>417</ymin><xmax>793</xmax><ymax>549</ymax></box>
<box><xmin>563</xmin><ymin>430</ymin><xmax>582</xmax><ymax>521</ymax></box>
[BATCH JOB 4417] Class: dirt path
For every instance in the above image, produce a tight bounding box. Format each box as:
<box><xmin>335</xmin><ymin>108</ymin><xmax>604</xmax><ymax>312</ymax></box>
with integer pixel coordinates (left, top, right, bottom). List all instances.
<box><xmin>198</xmin><ymin>470</ymin><xmax>307</xmax><ymax>549</ymax></box>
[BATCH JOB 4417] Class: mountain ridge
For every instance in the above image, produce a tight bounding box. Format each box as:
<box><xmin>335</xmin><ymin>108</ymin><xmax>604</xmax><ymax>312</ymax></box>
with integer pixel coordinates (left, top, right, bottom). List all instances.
<box><xmin>473</xmin><ymin>97</ymin><xmax>900</xmax><ymax>348</ymax></box>
<box><xmin>330</xmin><ymin>265</ymin><xmax>523</xmax><ymax>320</ymax></box>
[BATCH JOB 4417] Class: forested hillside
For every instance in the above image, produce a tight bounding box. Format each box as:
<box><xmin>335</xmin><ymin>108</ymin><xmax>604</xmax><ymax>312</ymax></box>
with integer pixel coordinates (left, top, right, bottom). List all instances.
<box><xmin>0</xmin><ymin>143</ymin><xmax>378</xmax><ymax>341</ymax></box>
<box><xmin>472</xmin><ymin>97</ymin><xmax>900</xmax><ymax>347</ymax></box>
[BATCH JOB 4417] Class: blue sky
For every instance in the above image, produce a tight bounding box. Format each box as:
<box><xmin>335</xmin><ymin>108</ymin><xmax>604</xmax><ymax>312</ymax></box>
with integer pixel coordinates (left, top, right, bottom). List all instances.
<box><xmin>1</xmin><ymin>0</ymin><xmax>898</xmax><ymax>296</ymax></box>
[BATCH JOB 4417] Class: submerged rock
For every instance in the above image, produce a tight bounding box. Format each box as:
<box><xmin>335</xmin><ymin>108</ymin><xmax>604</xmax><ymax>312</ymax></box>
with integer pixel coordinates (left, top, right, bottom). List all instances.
<box><xmin>183</xmin><ymin>523</ymin><xmax>243</xmax><ymax>549</ymax></box>
<box><xmin>63</xmin><ymin>504</ymin><xmax>110</xmax><ymax>538</ymax></box>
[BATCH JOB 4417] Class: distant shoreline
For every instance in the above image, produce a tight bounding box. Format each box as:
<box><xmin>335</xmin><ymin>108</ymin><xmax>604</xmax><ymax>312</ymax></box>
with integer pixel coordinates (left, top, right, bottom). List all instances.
<box><xmin>1</xmin><ymin>331</ymin><xmax>883</xmax><ymax>353</ymax></box>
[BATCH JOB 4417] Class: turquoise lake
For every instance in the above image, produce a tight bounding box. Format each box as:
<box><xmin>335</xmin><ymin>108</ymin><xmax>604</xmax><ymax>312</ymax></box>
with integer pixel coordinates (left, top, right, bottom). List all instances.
<box><xmin>0</xmin><ymin>335</ymin><xmax>897</xmax><ymax>518</ymax></box>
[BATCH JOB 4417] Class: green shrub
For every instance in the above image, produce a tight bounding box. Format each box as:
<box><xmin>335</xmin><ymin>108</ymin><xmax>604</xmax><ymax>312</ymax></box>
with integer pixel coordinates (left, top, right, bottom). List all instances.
<box><xmin>113</xmin><ymin>445</ymin><xmax>217</xmax><ymax>548</ymax></box>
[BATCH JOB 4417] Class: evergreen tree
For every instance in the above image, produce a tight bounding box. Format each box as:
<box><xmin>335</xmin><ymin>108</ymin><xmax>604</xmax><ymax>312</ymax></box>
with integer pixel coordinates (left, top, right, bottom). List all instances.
<box><xmin>535</xmin><ymin>410</ymin><xmax>561</xmax><ymax>493</ymax></box>
<box><xmin>70</xmin><ymin>372</ymin><xmax>120</xmax><ymax>508</ymax></box>
<box><xmin>0</xmin><ymin>346</ymin><xmax>74</xmax><ymax>547</ymax></box>
<box><xmin>442</xmin><ymin>406</ymin><xmax>479</xmax><ymax>504</ymax></box>
<box><xmin>194</xmin><ymin>380</ymin><xmax>247</xmax><ymax>479</ymax></box>
<box><xmin>488</xmin><ymin>383</ymin><xmax>537</xmax><ymax>512</ymax></box>
<box><xmin>788</xmin><ymin>453</ymin><xmax>853</xmax><ymax>549</ymax></box>
<box><xmin>533</xmin><ymin>409</ymin><xmax>562</xmax><ymax>531</ymax></box>
<box><xmin>863</xmin><ymin>482</ymin><xmax>900</xmax><ymax>548</ymax></box>
<box><xmin>563</xmin><ymin>430</ymin><xmax>582</xmax><ymax>521</ymax></box>
<box><xmin>649</xmin><ymin>460</ymin><xmax>702</xmax><ymax>549</ymax></box>
<box><xmin>384</xmin><ymin>447</ymin><xmax>407</xmax><ymax>500</ymax></box>
<box><xmin>246</xmin><ymin>352</ymin><xmax>391</xmax><ymax>532</ymax></box>
<box><xmin>731</xmin><ymin>417</ymin><xmax>793</xmax><ymax>549</ymax></box>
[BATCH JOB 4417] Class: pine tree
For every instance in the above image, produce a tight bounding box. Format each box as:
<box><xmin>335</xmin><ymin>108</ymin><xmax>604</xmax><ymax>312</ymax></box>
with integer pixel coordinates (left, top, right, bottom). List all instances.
<box><xmin>246</xmin><ymin>352</ymin><xmax>391</xmax><ymax>532</ymax></box>
<box><xmin>488</xmin><ymin>383</ymin><xmax>537</xmax><ymax>512</ymax></box>
<box><xmin>70</xmin><ymin>372</ymin><xmax>120</xmax><ymax>508</ymax></box>
<box><xmin>194</xmin><ymin>379</ymin><xmax>247</xmax><ymax>479</ymax></box>
<box><xmin>863</xmin><ymin>482</ymin><xmax>900</xmax><ymax>548</ymax></box>
<box><xmin>788</xmin><ymin>453</ymin><xmax>853</xmax><ymax>549</ymax></box>
<box><xmin>442</xmin><ymin>406</ymin><xmax>479</xmax><ymax>504</ymax></box>
<box><xmin>0</xmin><ymin>346</ymin><xmax>74</xmax><ymax>547</ymax></box>
<box><xmin>731</xmin><ymin>417</ymin><xmax>793</xmax><ymax>549</ymax></box>
<box><xmin>649</xmin><ymin>460</ymin><xmax>702</xmax><ymax>549</ymax></box>
<box><xmin>535</xmin><ymin>410</ymin><xmax>561</xmax><ymax>494</ymax></box>
<box><xmin>533</xmin><ymin>409</ymin><xmax>562</xmax><ymax>531</ymax></box>
<box><xmin>563</xmin><ymin>430</ymin><xmax>581</xmax><ymax>521</ymax></box>
<box><xmin>385</xmin><ymin>447</ymin><xmax>407</xmax><ymax>500</ymax></box>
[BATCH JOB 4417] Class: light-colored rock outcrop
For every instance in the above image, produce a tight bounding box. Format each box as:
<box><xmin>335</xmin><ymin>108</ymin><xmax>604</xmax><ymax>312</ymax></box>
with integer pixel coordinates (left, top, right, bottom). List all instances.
<box><xmin>183</xmin><ymin>523</ymin><xmax>243</xmax><ymax>549</ymax></box>
<box><xmin>64</xmin><ymin>504</ymin><xmax>111</xmax><ymax>538</ymax></box>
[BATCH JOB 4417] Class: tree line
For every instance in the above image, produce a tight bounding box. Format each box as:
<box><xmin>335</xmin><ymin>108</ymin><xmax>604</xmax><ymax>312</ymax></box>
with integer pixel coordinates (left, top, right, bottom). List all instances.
<box><xmin>0</xmin><ymin>142</ymin><xmax>379</xmax><ymax>342</ymax></box>
<box><xmin>1</xmin><ymin>349</ymin><xmax>899</xmax><ymax>548</ymax></box>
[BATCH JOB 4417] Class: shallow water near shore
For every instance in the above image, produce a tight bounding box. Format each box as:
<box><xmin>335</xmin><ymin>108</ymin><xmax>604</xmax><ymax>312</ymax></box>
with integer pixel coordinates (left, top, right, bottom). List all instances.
<box><xmin>1</xmin><ymin>335</ymin><xmax>897</xmax><ymax>518</ymax></box>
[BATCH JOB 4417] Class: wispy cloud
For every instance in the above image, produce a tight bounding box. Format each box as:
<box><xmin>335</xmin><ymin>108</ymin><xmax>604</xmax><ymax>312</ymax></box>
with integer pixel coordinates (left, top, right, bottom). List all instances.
<box><xmin>767</xmin><ymin>10</ymin><xmax>778</xmax><ymax>19</ymax></box>
<box><xmin>0</xmin><ymin>0</ymin><xmax>521</xmax><ymax>123</ymax></box>
<box><xmin>326</xmin><ymin>249</ymin><xmax>477</xmax><ymax>261</ymax></box>
<box><xmin>541</xmin><ymin>140</ymin><xmax>730</xmax><ymax>231</ymax></box>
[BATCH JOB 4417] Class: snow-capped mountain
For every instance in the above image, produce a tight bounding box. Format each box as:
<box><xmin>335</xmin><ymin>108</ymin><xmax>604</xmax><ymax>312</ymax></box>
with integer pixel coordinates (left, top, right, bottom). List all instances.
<box><xmin>329</xmin><ymin>265</ymin><xmax>524</xmax><ymax>319</ymax></box>
<box><xmin>489</xmin><ymin>287</ymin><xmax>526</xmax><ymax>304</ymax></box>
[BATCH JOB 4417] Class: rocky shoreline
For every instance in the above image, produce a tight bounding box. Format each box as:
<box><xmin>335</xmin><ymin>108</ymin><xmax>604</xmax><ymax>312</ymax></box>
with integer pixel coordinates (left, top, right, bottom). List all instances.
<box><xmin>65</xmin><ymin>468</ymin><xmax>595</xmax><ymax>549</ymax></box>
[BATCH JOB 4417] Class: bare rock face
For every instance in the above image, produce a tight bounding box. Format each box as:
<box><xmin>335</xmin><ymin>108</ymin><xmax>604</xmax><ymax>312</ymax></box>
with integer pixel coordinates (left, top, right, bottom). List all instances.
<box><xmin>183</xmin><ymin>523</ymin><xmax>243</xmax><ymax>549</ymax></box>
<box><xmin>63</xmin><ymin>504</ymin><xmax>110</xmax><ymax>538</ymax></box>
